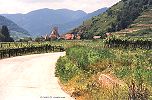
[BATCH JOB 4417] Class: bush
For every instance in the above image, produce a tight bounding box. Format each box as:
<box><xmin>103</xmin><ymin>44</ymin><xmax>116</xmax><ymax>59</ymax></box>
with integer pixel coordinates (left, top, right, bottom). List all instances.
<box><xmin>55</xmin><ymin>56</ymin><xmax>80</xmax><ymax>83</ymax></box>
<box><xmin>66</xmin><ymin>46</ymin><xmax>89</xmax><ymax>70</ymax></box>
<box><xmin>66</xmin><ymin>45</ymin><xmax>115</xmax><ymax>70</ymax></box>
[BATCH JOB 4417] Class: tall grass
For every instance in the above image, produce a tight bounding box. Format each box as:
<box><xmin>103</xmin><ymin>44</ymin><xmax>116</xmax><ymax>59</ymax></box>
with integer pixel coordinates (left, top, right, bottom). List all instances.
<box><xmin>55</xmin><ymin>42</ymin><xmax>152</xmax><ymax>100</ymax></box>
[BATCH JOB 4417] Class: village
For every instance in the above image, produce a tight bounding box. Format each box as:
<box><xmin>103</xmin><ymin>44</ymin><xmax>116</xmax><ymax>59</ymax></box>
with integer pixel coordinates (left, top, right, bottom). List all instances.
<box><xmin>40</xmin><ymin>27</ymin><xmax>106</xmax><ymax>41</ymax></box>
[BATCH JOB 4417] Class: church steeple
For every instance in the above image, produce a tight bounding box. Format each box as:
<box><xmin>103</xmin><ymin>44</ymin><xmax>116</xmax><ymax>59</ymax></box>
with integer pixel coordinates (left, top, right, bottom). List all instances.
<box><xmin>49</xmin><ymin>27</ymin><xmax>60</xmax><ymax>39</ymax></box>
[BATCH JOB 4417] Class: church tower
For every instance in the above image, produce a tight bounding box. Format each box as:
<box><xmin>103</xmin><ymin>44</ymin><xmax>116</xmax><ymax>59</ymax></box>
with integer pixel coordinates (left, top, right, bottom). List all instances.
<box><xmin>49</xmin><ymin>27</ymin><xmax>60</xmax><ymax>40</ymax></box>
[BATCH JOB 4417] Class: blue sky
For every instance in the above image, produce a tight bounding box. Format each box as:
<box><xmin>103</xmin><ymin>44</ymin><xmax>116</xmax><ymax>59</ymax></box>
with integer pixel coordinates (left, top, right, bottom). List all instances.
<box><xmin>0</xmin><ymin>0</ymin><xmax>121</xmax><ymax>14</ymax></box>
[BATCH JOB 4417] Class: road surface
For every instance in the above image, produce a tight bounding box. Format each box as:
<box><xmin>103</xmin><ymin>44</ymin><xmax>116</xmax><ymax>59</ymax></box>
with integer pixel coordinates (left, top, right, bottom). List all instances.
<box><xmin>0</xmin><ymin>52</ymin><xmax>74</xmax><ymax>100</ymax></box>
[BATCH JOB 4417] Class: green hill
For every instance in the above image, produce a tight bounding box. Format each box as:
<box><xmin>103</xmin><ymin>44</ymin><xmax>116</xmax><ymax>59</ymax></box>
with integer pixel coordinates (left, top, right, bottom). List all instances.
<box><xmin>71</xmin><ymin>0</ymin><xmax>152</xmax><ymax>39</ymax></box>
<box><xmin>114</xmin><ymin>8</ymin><xmax>152</xmax><ymax>38</ymax></box>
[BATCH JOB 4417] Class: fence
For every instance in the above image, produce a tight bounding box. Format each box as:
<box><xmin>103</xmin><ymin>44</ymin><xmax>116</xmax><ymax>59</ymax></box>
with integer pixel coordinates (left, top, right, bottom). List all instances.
<box><xmin>0</xmin><ymin>44</ymin><xmax>65</xmax><ymax>59</ymax></box>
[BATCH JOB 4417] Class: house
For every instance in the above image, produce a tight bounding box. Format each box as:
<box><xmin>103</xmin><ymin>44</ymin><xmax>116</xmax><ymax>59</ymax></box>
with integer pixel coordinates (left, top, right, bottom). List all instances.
<box><xmin>93</xmin><ymin>36</ymin><xmax>101</xmax><ymax>39</ymax></box>
<box><xmin>76</xmin><ymin>34</ymin><xmax>81</xmax><ymax>40</ymax></box>
<box><xmin>65</xmin><ymin>33</ymin><xmax>74</xmax><ymax>40</ymax></box>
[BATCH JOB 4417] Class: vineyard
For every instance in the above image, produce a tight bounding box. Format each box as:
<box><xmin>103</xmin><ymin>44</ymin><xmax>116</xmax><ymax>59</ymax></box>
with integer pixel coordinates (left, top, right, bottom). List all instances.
<box><xmin>105</xmin><ymin>36</ymin><xmax>152</xmax><ymax>50</ymax></box>
<box><xmin>0</xmin><ymin>42</ymin><xmax>65</xmax><ymax>59</ymax></box>
<box><xmin>0</xmin><ymin>42</ymin><xmax>54</xmax><ymax>50</ymax></box>
<box><xmin>0</xmin><ymin>40</ymin><xmax>101</xmax><ymax>59</ymax></box>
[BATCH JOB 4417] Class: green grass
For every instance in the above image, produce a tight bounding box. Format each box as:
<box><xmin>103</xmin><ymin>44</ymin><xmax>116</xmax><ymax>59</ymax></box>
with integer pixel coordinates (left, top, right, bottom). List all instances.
<box><xmin>55</xmin><ymin>41</ymin><xmax>152</xmax><ymax>100</ymax></box>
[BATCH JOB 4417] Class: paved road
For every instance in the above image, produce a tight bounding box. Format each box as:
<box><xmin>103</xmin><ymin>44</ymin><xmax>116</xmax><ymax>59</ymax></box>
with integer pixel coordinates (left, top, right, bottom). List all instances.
<box><xmin>0</xmin><ymin>52</ymin><xmax>74</xmax><ymax>100</ymax></box>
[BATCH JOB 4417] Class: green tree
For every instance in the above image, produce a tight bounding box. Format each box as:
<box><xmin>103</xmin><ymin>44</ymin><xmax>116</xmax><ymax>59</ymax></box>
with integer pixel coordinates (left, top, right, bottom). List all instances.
<box><xmin>0</xmin><ymin>25</ymin><xmax>14</xmax><ymax>42</ymax></box>
<box><xmin>1</xmin><ymin>25</ymin><xmax>10</xmax><ymax>37</ymax></box>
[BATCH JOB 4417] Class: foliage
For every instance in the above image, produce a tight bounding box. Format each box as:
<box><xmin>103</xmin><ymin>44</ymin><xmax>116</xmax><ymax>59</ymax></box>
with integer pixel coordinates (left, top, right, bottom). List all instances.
<box><xmin>66</xmin><ymin>45</ymin><xmax>115</xmax><ymax>70</ymax></box>
<box><xmin>55</xmin><ymin>41</ymin><xmax>152</xmax><ymax>100</ymax></box>
<box><xmin>105</xmin><ymin>36</ymin><xmax>152</xmax><ymax>50</ymax></box>
<box><xmin>0</xmin><ymin>25</ymin><xmax>14</xmax><ymax>42</ymax></box>
<box><xmin>55</xmin><ymin>56</ymin><xmax>81</xmax><ymax>83</ymax></box>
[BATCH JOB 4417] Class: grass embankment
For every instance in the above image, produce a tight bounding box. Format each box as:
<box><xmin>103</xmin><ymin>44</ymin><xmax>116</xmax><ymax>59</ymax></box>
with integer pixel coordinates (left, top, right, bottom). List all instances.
<box><xmin>55</xmin><ymin>41</ymin><xmax>152</xmax><ymax>100</ymax></box>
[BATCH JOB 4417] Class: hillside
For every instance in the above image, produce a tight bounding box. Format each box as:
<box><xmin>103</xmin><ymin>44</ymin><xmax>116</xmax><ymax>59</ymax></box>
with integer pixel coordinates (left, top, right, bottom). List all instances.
<box><xmin>2</xmin><ymin>8</ymin><xmax>107</xmax><ymax>36</ymax></box>
<box><xmin>114</xmin><ymin>7</ymin><xmax>152</xmax><ymax>38</ymax></box>
<box><xmin>0</xmin><ymin>15</ymin><xmax>29</xmax><ymax>40</ymax></box>
<box><xmin>71</xmin><ymin>0</ymin><xmax>152</xmax><ymax>39</ymax></box>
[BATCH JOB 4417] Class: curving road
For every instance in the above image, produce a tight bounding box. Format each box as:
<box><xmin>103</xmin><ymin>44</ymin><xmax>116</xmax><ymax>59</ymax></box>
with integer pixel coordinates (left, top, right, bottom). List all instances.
<box><xmin>0</xmin><ymin>52</ymin><xmax>74</xmax><ymax>100</ymax></box>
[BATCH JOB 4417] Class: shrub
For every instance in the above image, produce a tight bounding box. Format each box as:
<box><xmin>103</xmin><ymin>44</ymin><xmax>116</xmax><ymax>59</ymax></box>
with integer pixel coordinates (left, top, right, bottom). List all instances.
<box><xmin>55</xmin><ymin>56</ymin><xmax>80</xmax><ymax>83</ymax></box>
<box><xmin>66</xmin><ymin>46</ymin><xmax>89</xmax><ymax>70</ymax></box>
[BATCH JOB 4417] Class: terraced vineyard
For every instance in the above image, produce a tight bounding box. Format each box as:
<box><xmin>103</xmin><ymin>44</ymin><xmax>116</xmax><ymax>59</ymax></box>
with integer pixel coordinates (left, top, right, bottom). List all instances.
<box><xmin>114</xmin><ymin>8</ymin><xmax>152</xmax><ymax>38</ymax></box>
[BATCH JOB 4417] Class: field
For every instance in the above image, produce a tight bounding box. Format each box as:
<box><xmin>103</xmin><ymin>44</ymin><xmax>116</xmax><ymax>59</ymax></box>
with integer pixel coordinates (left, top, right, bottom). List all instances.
<box><xmin>55</xmin><ymin>39</ymin><xmax>152</xmax><ymax>100</ymax></box>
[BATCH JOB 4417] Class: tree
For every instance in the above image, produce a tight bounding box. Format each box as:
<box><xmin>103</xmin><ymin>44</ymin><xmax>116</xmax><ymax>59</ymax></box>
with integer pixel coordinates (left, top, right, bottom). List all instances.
<box><xmin>1</xmin><ymin>25</ymin><xmax>10</xmax><ymax>37</ymax></box>
<box><xmin>0</xmin><ymin>25</ymin><xmax>14</xmax><ymax>42</ymax></box>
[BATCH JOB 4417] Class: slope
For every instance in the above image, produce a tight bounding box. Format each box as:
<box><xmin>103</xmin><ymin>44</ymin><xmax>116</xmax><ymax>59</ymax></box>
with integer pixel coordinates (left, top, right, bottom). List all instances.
<box><xmin>71</xmin><ymin>0</ymin><xmax>152</xmax><ymax>39</ymax></box>
<box><xmin>113</xmin><ymin>7</ymin><xmax>152</xmax><ymax>38</ymax></box>
<box><xmin>0</xmin><ymin>15</ymin><xmax>29</xmax><ymax>39</ymax></box>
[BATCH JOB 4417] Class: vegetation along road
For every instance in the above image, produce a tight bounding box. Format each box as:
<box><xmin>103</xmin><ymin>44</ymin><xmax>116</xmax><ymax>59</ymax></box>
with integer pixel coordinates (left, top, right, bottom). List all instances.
<box><xmin>0</xmin><ymin>52</ymin><xmax>74</xmax><ymax>100</ymax></box>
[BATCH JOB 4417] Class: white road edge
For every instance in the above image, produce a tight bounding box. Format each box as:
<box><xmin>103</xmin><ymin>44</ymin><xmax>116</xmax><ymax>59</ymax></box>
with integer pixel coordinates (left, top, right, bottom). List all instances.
<box><xmin>0</xmin><ymin>52</ymin><xmax>74</xmax><ymax>100</ymax></box>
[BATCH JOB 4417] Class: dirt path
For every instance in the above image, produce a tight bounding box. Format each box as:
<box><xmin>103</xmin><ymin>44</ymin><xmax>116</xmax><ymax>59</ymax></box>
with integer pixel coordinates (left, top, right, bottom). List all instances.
<box><xmin>0</xmin><ymin>52</ymin><xmax>74</xmax><ymax>100</ymax></box>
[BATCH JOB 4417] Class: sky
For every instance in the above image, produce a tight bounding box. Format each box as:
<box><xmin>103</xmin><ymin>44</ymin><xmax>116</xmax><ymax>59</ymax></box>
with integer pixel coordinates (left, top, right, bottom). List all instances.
<box><xmin>0</xmin><ymin>0</ymin><xmax>121</xmax><ymax>14</ymax></box>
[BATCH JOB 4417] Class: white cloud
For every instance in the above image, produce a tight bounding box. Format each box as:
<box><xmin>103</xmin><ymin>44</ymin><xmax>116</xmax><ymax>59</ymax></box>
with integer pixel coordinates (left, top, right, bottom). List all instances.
<box><xmin>0</xmin><ymin>0</ymin><xmax>121</xmax><ymax>14</ymax></box>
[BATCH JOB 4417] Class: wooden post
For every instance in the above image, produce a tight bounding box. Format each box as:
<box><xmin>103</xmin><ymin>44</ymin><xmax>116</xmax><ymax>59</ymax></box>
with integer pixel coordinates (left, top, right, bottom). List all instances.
<box><xmin>9</xmin><ymin>43</ymin><xmax>11</xmax><ymax>48</ymax></box>
<box><xmin>45</xmin><ymin>45</ymin><xmax>48</xmax><ymax>53</ymax></box>
<box><xmin>53</xmin><ymin>46</ymin><xmax>54</xmax><ymax>51</ymax></box>
<box><xmin>21</xmin><ymin>43</ymin><xmax>23</xmax><ymax>47</ymax></box>
<box><xmin>15</xmin><ymin>49</ymin><xmax>18</xmax><ymax>56</ymax></box>
<box><xmin>9</xmin><ymin>50</ymin><xmax>11</xmax><ymax>57</ymax></box>
<box><xmin>0</xmin><ymin>52</ymin><xmax>1</xmax><ymax>59</ymax></box>
<box><xmin>1</xmin><ymin>51</ymin><xmax>3</xmax><ymax>59</ymax></box>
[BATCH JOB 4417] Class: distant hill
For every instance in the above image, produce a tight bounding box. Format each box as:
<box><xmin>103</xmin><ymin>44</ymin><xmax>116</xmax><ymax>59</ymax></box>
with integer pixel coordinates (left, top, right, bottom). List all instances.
<box><xmin>58</xmin><ymin>7</ymin><xmax>108</xmax><ymax>33</ymax></box>
<box><xmin>2</xmin><ymin>8</ymin><xmax>87</xmax><ymax>36</ymax></box>
<box><xmin>71</xmin><ymin>0</ymin><xmax>152</xmax><ymax>39</ymax></box>
<box><xmin>2</xmin><ymin>8</ymin><xmax>107</xmax><ymax>36</ymax></box>
<box><xmin>0</xmin><ymin>15</ymin><xmax>29</xmax><ymax>39</ymax></box>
